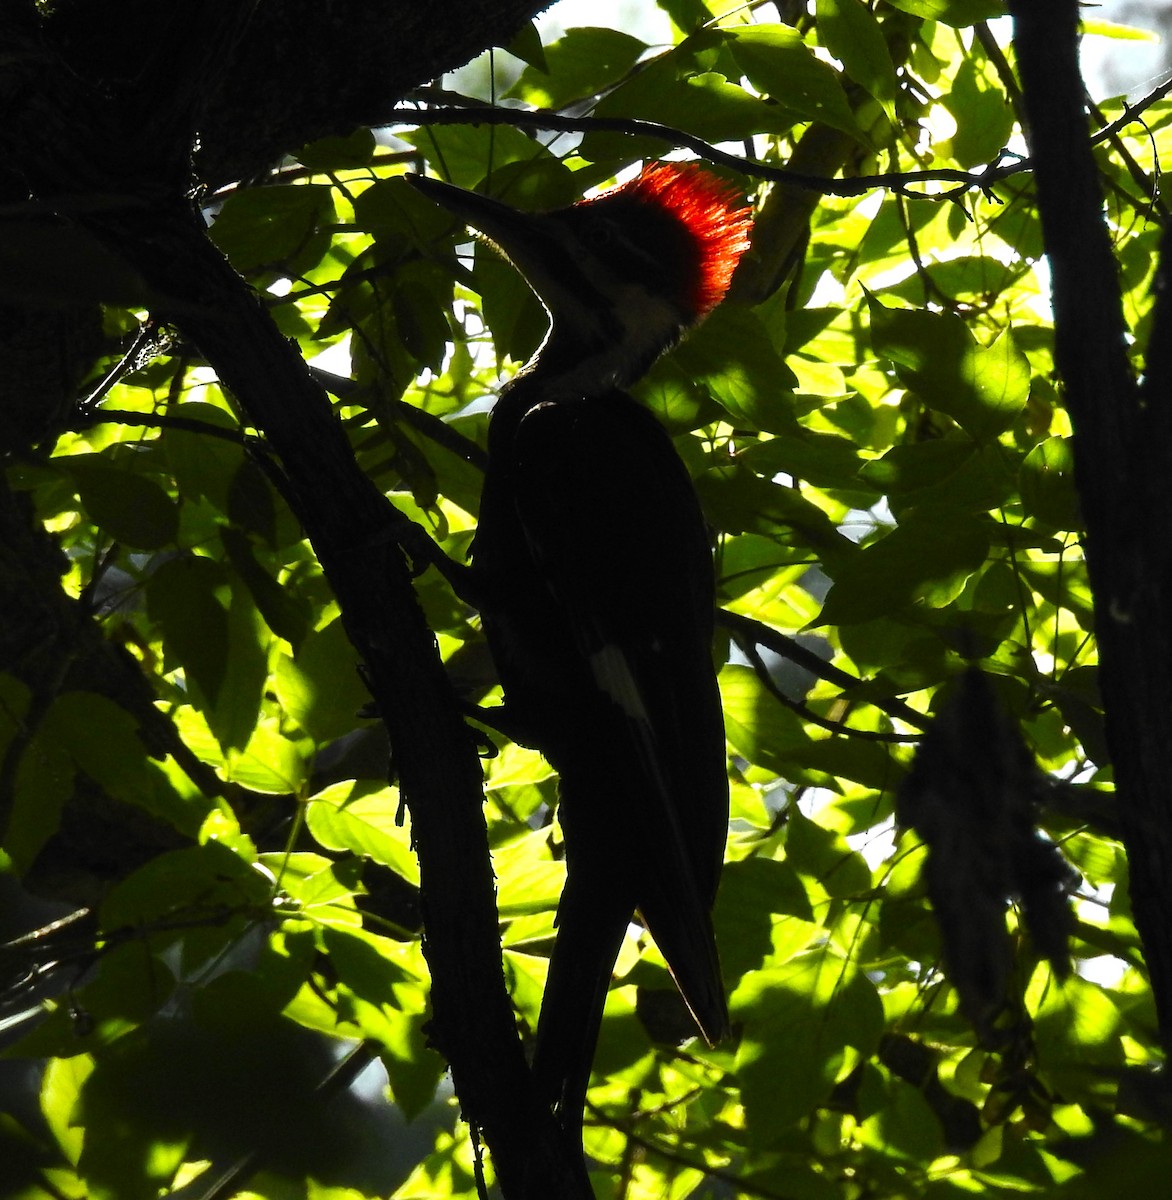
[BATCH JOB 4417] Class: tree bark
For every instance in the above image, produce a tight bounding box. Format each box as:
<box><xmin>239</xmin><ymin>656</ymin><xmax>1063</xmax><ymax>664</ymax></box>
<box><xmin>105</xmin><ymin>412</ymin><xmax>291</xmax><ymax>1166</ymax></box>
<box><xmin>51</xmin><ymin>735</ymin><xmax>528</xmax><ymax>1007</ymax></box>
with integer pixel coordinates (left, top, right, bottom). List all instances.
<box><xmin>1011</xmin><ymin>0</ymin><xmax>1172</xmax><ymax>1048</ymax></box>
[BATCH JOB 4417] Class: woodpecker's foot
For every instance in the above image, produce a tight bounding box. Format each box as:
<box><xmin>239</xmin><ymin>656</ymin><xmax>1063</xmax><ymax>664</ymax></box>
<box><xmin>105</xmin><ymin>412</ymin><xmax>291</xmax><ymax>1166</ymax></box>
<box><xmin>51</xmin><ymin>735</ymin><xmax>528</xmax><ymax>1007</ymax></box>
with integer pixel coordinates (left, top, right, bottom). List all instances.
<box><xmin>461</xmin><ymin>700</ymin><xmax>542</xmax><ymax>750</ymax></box>
<box><xmin>465</xmin><ymin>723</ymin><xmax>499</xmax><ymax>759</ymax></box>
<box><xmin>392</xmin><ymin>516</ymin><xmax>481</xmax><ymax>603</ymax></box>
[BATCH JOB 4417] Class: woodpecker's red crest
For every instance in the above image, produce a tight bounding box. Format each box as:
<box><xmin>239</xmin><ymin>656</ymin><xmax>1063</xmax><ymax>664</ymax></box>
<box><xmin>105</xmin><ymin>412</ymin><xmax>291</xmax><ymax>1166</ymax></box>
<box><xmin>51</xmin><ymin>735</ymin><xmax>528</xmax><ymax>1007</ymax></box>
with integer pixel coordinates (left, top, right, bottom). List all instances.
<box><xmin>584</xmin><ymin>163</ymin><xmax>754</xmax><ymax>318</ymax></box>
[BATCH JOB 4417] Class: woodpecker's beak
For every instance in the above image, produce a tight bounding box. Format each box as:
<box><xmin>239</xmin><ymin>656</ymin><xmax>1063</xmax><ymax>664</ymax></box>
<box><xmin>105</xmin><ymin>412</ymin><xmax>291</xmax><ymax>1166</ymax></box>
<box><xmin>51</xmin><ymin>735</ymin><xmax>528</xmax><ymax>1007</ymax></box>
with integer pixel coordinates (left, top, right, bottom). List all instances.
<box><xmin>408</xmin><ymin>175</ymin><xmax>528</xmax><ymax>237</ymax></box>
<box><xmin>407</xmin><ymin>174</ymin><xmax>565</xmax><ymax>305</ymax></box>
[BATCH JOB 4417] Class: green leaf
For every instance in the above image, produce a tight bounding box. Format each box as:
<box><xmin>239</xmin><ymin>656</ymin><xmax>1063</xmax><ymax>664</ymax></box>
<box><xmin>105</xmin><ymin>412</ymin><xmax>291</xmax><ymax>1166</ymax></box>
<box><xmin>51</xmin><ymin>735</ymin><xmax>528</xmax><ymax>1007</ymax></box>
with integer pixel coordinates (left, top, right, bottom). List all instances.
<box><xmin>60</xmin><ymin>691</ymin><xmax>200</xmax><ymax>824</ymax></box>
<box><xmin>734</xmin><ymin>950</ymin><xmax>884</xmax><ymax>1138</ymax></box>
<box><xmin>656</xmin><ymin>0</ymin><xmax>710</xmax><ymax>34</ymax></box>
<box><xmin>322</xmin><ymin>925</ymin><xmax>415</xmax><ymax>1008</ymax></box>
<box><xmin>226</xmin><ymin>456</ymin><xmax>280</xmax><ymax>545</ymax></box>
<box><xmin>392</xmin><ymin>260</ymin><xmax>457</xmax><ymax>375</ymax></box>
<box><xmin>726</xmin><ymin>25</ymin><xmax>864</xmax><ymax>137</ymax></box>
<box><xmin>0</xmin><ymin>674</ymin><xmax>31</xmax><ymax>745</ymax></box>
<box><xmin>869</xmin><ymin>301</ymin><xmax>1030</xmax><ymax>438</ymax></box>
<box><xmin>215</xmin><ymin>580</ymin><xmax>269</xmax><ymax>752</ymax></box>
<box><xmin>472</xmin><ymin>246</ymin><xmax>550</xmax><ymax>367</ymax></box>
<box><xmin>42</xmin><ymin>1055</ymin><xmax>92</xmax><ymax>1166</ymax></box>
<box><xmin>15</xmin><ymin>939</ymin><xmax>181</xmax><ymax>1061</ymax></box>
<box><xmin>1033</xmin><ymin>973</ymin><xmax>1123</xmax><ymax>1069</ymax></box>
<box><xmin>698</xmin><ymin>466</ymin><xmax>854</xmax><ymax>566</ymax></box>
<box><xmin>220</xmin><ymin>526</ymin><xmax>310</xmax><ymax>646</ymax></box>
<box><xmin>1020</xmin><ymin>435</ymin><xmax>1080</xmax><ymax>529</ymax></box>
<box><xmin>857</xmin><ymin>1074</ymin><xmax>944</xmax><ymax>1162</ymax></box>
<box><xmin>321</xmin><ymin>927</ymin><xmax>444</xmax><ymax>1117</ymax></box>
<box><xmin>944</xmin><ymin>55</ymin><xmax>1015</xmax><ymax>167</ymax></box>
<box><xmin>4</xmin><ymin>691</ymin><xmax>203</xmax><ymax>874</ymax></box>
<box><xmin>739</xmin><ymin>429</ymin><xmax>866</xmax><ymax>491</ymax></box>
<box><xmin>100</xmin><ymin>842</ymin><xmax>268</xmax><ymax>934</ymax></box>
<box><xmin>225</xmin><ymin>722</ymin><xmax>307</xmax><ymax>793</ymax></box>
<box><xmin>866</xmin><ymin>441</ymin><xmax>1017</xmax><ymax>515</ymax></box>
<box><xmin>209</xmin><ymin>184</ymin><xmax>334</xmax><ymax>271</ymax></box>
<box><xmin>147</xmin><ymin>555</ymin><xmax>230</xmax><ymax>703</ymax></box>
<box><xmin>503</xmin><ymin>19</ymin><xmax>547</xmax><ymax>69</ymax></box>
<box><xmin>785</xmin><ymin>808</ymin><xmax>873</xmax><ymax>899</ymax></box>
<box><xmin>816</xmin><ymin>512</ymin><xmax>990</xmax><ymax>625</ymax></box>
<box><xmin>295</xmin><ymin>128</ymin><xmax>376</xmax><ymax>170</ymax></box>
<box><xmin>860</xmin><ymin>439</ymin><xmax>976</xmax><ymax>495</ymax></box>
<box><xmin>584</xmin><ymin>42</ymin><xmax>795</xmax><ymax>159</ymax></box>
<box><xmin>407</xmin><ymin>124</ymin><xmax>561</xmax><ymax>191</ymax></box>
<box><xmin>274</xmin><ymin>617</ymin><xmax>370</xmax><ymax>745</ymax></box>
<box><xmin>673</xmin><ymin>306</ymin><xmax>798</xmax><ymax>432</ymax></box>
<box><xmin>306</xmin><ymin>782</ymin><xmax>419</xmax><ymax>884</ymax></box>
<box><xmin>883</xmin><ymin>0</ymin><xmax>1004</xmax><ymax>25</ymax></box>
<box><xmin>816</xmin><ymin>0</ymin><xmax>898</xmax><ymax>117</ymax></box>
<box><xmin>164</xmin><ymin>401</ymin><xmax>244</xmax><ymax>512</ymax></box>
<box><xmin>906</xmin><ymin>254</ymin><xmax>1023</xmax><ymax>302</ymax></box>
<box><xmin>715</xmin><ymin>857</ymin><xmax>816</xmax><ymax>981</ymax></box>
<box><xmin>79</xmin><ymin>1005</ymin><xmax>373</xmax><ymax>1194</ymax></box>
<box><xmin>495</xmin><ymin>831</ymin><xmax>565</xmax><ymax>918</ymax></box>
<box><xmin>265</xmin><ymin>852</ymin><xmax>363</xmax><ymax>928</ymax></box>
<box><xmin>720</xmin><ymin>664</ymin><xmax>814</xmax><ymax>772</ymax></box>
<box><xmin>69</xmin><ymin>461</ymin><xmax>178</xmax><ymax>550</ymax></box>
<box><xmin>1081</xmin><ymin>18</ymin><xmax>1161</xmax><ymax>40</ymax></box>
<box><xmin>506</xmin><ymin>27</ymin><xmax>647</xmax><ymax>107</ymax></box>
<box><xmin>5</xmin><ymin>713</ymin><xmax>74</xmax><ymax>875</ymax></box>
<box><xmin>794</xmin><ymin>736</ymin><xmax>906</xmax><ymax>792</ymax></box>
<box><xmin>146</xmin><ymin>556</ymin><xmax>268</xmax><ymax>751</ymax></box>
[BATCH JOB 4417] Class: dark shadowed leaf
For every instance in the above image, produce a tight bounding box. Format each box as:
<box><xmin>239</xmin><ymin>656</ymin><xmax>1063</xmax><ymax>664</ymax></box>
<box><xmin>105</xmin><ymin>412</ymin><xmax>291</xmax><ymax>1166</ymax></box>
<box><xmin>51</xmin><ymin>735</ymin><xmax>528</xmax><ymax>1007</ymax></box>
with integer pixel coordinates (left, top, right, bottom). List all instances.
<box><xmin>870</xmin><ymin>301</ymin><xmax>1030</xmax><ymax>438</ymax></box>
<box><xmin>817</xmin><ymin>512</ymin><xmax>990</xmax><ymax>625</ymax></box>
<box><xmin>506</xmin><ymin>27</ymin><xmax>647</xmax><ymax>107</ymax></box>
<box><xmin>1020</xmin><ymin>435</ymin><xmax>1080</xmax><ymax>529</ymax></box>
<box><xmin>70</xmin><ymin>461</ymin><xmax>179</xmax><ymax>550</ymax></box>
<box><xmin>727</xmin><ymin>25</ymin><xmax>866</xmax><ymax>138</ymax></box>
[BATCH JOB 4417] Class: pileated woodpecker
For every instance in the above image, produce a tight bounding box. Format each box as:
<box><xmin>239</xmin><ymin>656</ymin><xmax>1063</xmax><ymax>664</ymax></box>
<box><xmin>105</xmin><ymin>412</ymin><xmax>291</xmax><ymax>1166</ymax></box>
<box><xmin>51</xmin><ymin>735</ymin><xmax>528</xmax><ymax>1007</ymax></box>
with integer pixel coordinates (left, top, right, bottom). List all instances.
<box><xmin>409</xmin><ymin>164</ymin><xmax>753</xmax><ymax>1137</ymax></box>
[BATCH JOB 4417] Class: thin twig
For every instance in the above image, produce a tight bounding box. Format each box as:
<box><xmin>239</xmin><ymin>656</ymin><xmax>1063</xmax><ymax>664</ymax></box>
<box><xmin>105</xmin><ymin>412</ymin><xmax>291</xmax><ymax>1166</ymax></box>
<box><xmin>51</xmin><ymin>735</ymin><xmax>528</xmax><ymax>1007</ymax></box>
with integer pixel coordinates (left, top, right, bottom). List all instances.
<box><xmin>389</xmin><ymin>77</ymin><xmax>1172</xmax><ymax>204</ymax></box>
<box><xmin>718</xmin><ymin>609</ymin><xmax>931</xmax><ymax>732</ymax></box>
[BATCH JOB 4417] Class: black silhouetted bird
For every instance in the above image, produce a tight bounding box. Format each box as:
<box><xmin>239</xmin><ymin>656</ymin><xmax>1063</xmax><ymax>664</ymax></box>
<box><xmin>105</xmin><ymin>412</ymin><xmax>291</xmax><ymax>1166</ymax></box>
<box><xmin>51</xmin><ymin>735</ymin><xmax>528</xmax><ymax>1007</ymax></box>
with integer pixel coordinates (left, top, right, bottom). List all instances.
<box><xmin>409</xmin><ymin>163</ymin><xmax>753</xmax><ymax>1140</ymax></box>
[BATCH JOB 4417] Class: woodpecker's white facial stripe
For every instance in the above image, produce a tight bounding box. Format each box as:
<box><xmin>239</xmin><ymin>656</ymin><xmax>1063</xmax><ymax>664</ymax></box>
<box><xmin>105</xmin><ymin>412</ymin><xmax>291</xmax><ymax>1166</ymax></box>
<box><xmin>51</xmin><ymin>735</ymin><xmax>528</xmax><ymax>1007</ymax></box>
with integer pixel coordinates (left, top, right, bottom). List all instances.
<box><xmin>589</xmin><ymin>644</ymin><xmax>651</xmax><ymax>724</ymax></box>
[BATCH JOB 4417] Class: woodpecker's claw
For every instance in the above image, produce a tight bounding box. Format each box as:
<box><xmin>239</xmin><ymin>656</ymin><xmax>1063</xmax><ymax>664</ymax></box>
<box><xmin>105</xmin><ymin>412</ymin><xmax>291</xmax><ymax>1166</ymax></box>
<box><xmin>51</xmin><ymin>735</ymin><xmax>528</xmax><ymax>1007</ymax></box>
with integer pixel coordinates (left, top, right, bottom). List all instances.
<box><xmin>460</xmin><ymin>700</ymin><xmax>542</xmax><ymax>751</ymax></box>
<box><xmin>467</xmin><ymin>724</ymin><xmax>499</xmax><ymax>759</ymax></box>
<box><xmin>392</xmin><ymin>516</ymin><xmax>481</xmax><ymax>603</ymax></box>
<box><xmin>393</xmin><ymin>517</ymin><xmax>444</xmax><ymax>578</ymax></box>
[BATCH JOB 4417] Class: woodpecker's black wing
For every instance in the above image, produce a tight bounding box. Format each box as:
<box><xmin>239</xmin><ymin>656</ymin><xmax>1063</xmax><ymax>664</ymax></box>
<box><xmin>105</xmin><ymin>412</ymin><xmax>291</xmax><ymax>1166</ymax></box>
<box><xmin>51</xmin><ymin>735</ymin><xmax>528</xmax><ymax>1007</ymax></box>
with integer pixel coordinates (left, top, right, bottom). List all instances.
<box><xmin>502</xmin><ymin>387</ymin><xmax>729</xmax><ymax>1128</ymax></box>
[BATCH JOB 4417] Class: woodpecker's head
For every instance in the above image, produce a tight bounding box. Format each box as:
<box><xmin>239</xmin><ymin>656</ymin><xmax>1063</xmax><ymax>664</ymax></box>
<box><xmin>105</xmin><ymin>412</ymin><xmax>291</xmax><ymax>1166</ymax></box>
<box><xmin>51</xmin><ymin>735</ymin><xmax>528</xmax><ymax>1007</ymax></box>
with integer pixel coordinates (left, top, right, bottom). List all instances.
<box><xmin>409</xmin><ymin>163</ymin><xmax>753</xmax><ymax>390</ymax></box>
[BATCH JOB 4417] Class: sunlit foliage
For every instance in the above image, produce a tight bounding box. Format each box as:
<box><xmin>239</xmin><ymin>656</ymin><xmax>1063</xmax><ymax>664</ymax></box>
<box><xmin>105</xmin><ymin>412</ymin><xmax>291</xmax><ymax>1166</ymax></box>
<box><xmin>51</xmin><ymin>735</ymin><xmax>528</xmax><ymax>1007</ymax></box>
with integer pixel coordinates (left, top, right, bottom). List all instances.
<box><xmin>2</xmin><ymin>2</ymin><xmax>1167</xmax><ymax>1197</ymax></box>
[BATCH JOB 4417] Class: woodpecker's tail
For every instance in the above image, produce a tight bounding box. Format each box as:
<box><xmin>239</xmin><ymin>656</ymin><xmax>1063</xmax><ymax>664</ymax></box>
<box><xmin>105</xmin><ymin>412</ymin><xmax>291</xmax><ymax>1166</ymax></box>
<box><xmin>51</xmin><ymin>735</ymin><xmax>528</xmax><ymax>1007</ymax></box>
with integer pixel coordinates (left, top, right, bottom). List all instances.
<box><xmin>638</xmin><ymin>888</ymin><xmax>729</xmax><ymax>1044</ymax></box>
<box><xmin>532</xmin><ymin>870</ymin><xmax>632</xmax><ymax>1141</ymax></box>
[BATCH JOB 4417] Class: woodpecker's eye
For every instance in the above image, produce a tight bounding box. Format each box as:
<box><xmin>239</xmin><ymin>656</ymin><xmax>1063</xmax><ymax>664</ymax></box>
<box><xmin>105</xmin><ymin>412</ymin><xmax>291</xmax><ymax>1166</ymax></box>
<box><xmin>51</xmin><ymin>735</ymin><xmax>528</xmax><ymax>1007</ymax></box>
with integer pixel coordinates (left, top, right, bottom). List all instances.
<box><xmin>586</xmin><ymin>218</ymin><xmax>618</xmax><ymax>249</ymax></box>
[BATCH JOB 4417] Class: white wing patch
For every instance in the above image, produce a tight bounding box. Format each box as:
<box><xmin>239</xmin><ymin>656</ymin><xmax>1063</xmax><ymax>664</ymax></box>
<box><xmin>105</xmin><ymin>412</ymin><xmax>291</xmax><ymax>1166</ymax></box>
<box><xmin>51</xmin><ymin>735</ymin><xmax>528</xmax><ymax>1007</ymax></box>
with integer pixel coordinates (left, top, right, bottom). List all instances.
<box><xmin>589</xmin><ymin>644</ymin><xmax>650</xmax><ymax>723</ymax></box>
